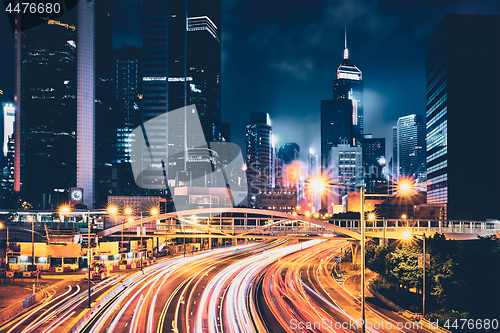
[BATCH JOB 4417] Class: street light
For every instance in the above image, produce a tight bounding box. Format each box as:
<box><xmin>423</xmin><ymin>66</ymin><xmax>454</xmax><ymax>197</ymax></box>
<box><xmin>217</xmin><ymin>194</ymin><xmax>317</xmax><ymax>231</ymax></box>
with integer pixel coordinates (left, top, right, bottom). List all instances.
<box><xmin>107</xmin><ymin>205</ymin><xmax>119</xmax><ymax>260</ymax></box>
<box><xmin>150</xmin><ymin>207</ymin><xmax>159</xmax><ymax>258</ymax></box>
<box><xmin>402</xmin><ymin>214</ymin><xmax>407</xmax><ymax>227</ymax></box>
<box><xmin>402</xmin><ymin>231</ymin><xmax>427</xmax><ymax>317</ymax></box>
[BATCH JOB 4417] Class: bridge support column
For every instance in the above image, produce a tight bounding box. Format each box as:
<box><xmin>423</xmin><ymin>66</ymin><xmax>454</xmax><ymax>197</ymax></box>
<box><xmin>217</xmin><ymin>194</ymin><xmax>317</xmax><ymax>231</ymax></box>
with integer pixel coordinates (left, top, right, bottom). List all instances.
<box><xmin>349</xmin><ymin>240</ymin><xmax>360</xmax><ymax>267</ymax></box>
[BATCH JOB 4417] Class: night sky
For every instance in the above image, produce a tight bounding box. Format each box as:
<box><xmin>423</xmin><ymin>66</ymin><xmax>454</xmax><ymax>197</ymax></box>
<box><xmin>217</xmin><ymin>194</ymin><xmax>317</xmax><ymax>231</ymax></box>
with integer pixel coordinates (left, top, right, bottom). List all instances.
<box><xmin>2</xmin><ymin>0</ymin><xmax>499</xmax><ymax>164</ymax></box>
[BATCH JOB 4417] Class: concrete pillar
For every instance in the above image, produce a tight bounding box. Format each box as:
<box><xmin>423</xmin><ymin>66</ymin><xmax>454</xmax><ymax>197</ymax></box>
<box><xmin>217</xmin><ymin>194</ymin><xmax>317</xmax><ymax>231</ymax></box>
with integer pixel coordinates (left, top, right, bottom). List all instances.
<box><xmin>350</xmin><ymin>241</ymin><xmax>360</xmax><ymax>266</ymax></box>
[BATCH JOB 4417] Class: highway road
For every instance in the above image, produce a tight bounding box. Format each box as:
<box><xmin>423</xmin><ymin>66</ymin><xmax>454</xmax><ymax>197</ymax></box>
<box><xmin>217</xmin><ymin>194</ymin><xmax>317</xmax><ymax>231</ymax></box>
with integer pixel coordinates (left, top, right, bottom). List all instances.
<box><xmin>2</xmin><ymin>239</ymin><xmax>439</xmax><ymax>333</ymax></box>
<box><xmin>256</xmin><ymin>239</ymin><xmax>436</xmax><ymax>333</ymax></box>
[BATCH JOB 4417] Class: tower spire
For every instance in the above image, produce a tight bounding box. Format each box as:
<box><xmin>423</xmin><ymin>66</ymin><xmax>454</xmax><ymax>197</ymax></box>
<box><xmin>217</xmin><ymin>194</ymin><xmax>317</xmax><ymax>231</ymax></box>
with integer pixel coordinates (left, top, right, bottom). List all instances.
<box><xmin>344</xmin><ymin>26</ymin><xmax>349</xmax><ymax>59</ymax></box>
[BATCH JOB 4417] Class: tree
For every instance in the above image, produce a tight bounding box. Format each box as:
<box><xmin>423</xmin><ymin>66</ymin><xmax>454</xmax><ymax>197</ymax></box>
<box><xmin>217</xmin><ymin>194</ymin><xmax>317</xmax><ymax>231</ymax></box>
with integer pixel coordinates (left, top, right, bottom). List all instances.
<box><xmin>388</xmin><ymin>247</ymin><xmax>422</xmax><ymax>291</ymax></box>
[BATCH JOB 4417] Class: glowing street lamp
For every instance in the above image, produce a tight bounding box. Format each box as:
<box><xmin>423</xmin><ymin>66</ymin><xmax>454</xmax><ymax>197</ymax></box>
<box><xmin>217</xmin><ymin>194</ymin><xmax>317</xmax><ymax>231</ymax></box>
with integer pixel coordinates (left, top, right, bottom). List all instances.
<box><xmin>124</xmin><ymin>207</ymin><xmax>133</xmax><ymax>216</ymax></box>
<box><xmin>150</xmin><ymin>207</ymin><xmax>159</xmax><ymax>216</ymax></box>
<box><xmin>401</xmin><ymin>214</ymin><xmax>407</xmax><ymax>227</ymax></box>
<box><xmin>106</xmin><ymin>205</ymin><xmax>117</xmax><ymax>215</ymax></box>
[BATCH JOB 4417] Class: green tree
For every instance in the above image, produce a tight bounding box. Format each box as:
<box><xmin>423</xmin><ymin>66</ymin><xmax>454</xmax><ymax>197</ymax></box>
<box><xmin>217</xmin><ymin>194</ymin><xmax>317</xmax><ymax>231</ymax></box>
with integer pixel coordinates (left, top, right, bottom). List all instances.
<box><xmin>388</xmin><ymin>247</ymin><xmax>422</xmax><ymax>291</ymax></box>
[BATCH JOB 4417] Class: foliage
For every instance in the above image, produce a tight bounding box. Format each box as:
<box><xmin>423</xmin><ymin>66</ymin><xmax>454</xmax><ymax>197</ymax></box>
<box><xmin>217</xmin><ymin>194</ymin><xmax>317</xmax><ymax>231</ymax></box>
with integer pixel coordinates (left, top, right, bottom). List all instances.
<box><xmin>366</xmin><ymin>233</ymin><xmax>500</xmax><ymax>319</ymax></box>
<box><xmin>426</xmin><ymin>309</ymin><xmax>468</xmax><ymax>323</ymax></box>
<box><xmin>388</xmin><ymin>247</ymin><xmax>422</xmax><ymax>290</ymax></box>
<box><xmin>331</xmin><ymin>211</ymin><xmax>360</xmax><ymax>219</ymax></box>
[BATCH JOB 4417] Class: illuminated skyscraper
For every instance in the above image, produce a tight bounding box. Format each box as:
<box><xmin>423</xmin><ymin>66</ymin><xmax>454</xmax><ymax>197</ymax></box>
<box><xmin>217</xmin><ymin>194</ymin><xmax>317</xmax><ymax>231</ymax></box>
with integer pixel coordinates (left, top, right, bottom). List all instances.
<box><xmin>246</xmin><ymin>112</ymin><xmax>273</xmax><ymax>206</ymax></box>
<box><xmin>321</xmin><ymin>28</ymin><xmax>363</xmax><ymax>170</ymax></box>
<box><xmin>14</xmin><ymin>2</ymin><xmax>100</xmax><ymax>208</ymax></box>
<box><xmin>14</xmin><ymin>8</ymin><xmax>78</xmax><ymax>203</ymax></box>
<box><xmin>426</xmin><ymin>14</ymin><xmax>499</xmax><ymax>220</ymax></box>
<box><xmin>141</xmin><ymin>0</ymin><xmax>222</xmax><ymax>191</ymax></box>
<box><xmin>396</xmin><ymin>114</ymin><xmax>426</xmax><ymax>183</ymax></box>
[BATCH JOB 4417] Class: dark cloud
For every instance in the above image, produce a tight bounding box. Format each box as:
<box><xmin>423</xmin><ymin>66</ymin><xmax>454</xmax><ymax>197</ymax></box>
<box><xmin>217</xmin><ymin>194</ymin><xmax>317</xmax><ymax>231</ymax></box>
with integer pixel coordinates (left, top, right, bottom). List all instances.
<box><xmin>220</xmin><ymin>0</ymin><xmax>500</xmax><ymax>162</ymax></box>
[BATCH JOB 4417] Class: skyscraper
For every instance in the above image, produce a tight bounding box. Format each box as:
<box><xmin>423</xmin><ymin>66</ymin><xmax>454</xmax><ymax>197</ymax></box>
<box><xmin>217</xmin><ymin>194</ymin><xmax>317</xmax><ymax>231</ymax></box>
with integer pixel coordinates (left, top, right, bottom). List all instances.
<box><xmin>13</xmin><ymin>2</ymin><xmax>101</xmax><ymax>208</ymax></box>
<box><xmin>392</xmin><ymin>126</ymin><xmax>398</xmax><ymax>180</ymax></box>
<box><xmin>396</xmin><ymin>114</ymin><xmax>426</xmax><ymax>183</ymax></box>
<box><xmin>426</xmin><ymin>14</ymin><xmax>499</xmax><ymax>220</ymax></box>
<box><xmin>141</xmin><ymin>0</ymin><xmax>222</xmax><ymax>191</ymax></box>
<box><xmin>328</xmin><ymin>143</ymin><xmax>363</xmax><ymax>205</ymax></box>
<box><xmin>321</xmin><ymin>29</ymin><xmax>363</xmax><ymax>170</ymax></box>
<box><xmin>361</xmin><ymin>135</ymin><xmax>386</xmax><ymax>193</ymax></box>
<box><xmin>246</xmin><ymin>112</ymin><xmax>273</xmax><ymax>205</ymax></box>
<box><xmin>14</xmin><ymin>8</ymin><xmax>78</xmax><ymax>203</ymax></box>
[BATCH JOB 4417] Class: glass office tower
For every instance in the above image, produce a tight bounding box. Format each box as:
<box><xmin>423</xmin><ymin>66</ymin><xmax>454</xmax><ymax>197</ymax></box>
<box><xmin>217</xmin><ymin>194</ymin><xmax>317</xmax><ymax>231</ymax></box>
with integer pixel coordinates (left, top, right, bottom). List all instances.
<box><xmin>141</xmin><ymin>0</ymin><xmax>222</xmax><ymax>191</ymax></box>
<box><xmin>426</xmin><ymin>14</ymin><xmax>499</xmax><ymax>220</ymax></box>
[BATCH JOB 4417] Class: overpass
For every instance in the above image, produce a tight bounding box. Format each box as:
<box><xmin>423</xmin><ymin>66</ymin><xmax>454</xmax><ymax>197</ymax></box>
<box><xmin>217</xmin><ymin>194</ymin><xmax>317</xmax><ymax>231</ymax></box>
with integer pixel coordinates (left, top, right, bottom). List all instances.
<box><xmin>98</xmin><ymin>208</ymin><xmax>500</xmax><ymax>241</ymax></box>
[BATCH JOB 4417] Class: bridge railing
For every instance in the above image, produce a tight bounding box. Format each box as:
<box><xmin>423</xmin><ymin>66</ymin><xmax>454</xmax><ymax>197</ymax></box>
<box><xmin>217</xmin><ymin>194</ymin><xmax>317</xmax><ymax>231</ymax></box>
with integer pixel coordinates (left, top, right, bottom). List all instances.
<box><xmin>346</xmin><ymin>226</ymin><xmax>498</xmax><ymax>236</ymax></box>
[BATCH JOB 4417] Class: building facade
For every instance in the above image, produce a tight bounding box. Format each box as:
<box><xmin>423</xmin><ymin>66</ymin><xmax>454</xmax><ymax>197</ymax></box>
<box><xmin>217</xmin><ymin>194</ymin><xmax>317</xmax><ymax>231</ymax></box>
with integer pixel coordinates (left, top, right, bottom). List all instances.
<box><xmin>396</xmin><ymin>114</ymin><xmax>426</xmax><ymax>183</ymax></box>
<box><xmin>321</xmin><ymin>29</ymin><xmax>363</xmax><ymax>171</ymax></box>
<box><xmin>426</xmin><ymin>14</ymin><xmax>499</xmax><ymax>220</ymax></box>
<box><xmin>328</xmin><ymin>143</ymin><xmax>363</xmax><ymax>205</ymax></box>
<box><xmin>14</xmin><ymin>8</ymin><xmax>79</xmax><ymax>205</ymax></box>
<box><xmin>361</xmin><ymin>135</ymin><xmax>387</xmax><ymax>193</ymax></box>
<box><xmin>246</xmin><ymin>112</ymin><xmax>273</xmax><ymax>205</ymax></box>
<box><xmin>255</xmin><ymin>187</ymin><xmax>297</xmax><ymax>213</ymax></box>
<box><xmin>140</xmin><ymin>0</ymin><xmax>222</xmax><ymax>192</ymax></box>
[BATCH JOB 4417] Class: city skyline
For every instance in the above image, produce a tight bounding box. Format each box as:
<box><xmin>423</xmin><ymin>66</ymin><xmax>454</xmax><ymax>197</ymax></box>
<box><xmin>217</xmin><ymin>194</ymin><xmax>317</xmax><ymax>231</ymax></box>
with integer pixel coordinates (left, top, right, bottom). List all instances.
<box><xmin>2</xmin><ymin>1</ymin><xmax>499</xmax><ymax>165</ymax></box>
<box><xmin>0</xmin><ymin>4</ymin><xmax>498</xmax><ymax>332</ymax></box>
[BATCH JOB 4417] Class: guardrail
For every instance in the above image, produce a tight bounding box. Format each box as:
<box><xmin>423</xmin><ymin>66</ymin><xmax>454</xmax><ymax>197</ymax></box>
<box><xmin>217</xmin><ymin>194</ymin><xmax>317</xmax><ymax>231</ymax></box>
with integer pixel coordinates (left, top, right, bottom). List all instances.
<box><xmin>0</xmin><ymin>289</ymin><xmax>47</xmax><ymax>326</ymax></box>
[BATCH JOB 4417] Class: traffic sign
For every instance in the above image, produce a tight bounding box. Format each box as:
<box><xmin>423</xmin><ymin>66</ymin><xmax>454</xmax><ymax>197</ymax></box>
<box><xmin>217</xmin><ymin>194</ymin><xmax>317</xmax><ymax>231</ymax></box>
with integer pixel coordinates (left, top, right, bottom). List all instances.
<box><xmin>334</xmin><ymin>256</ymin><xmax>342</xmax><ymax>262</ymax></box>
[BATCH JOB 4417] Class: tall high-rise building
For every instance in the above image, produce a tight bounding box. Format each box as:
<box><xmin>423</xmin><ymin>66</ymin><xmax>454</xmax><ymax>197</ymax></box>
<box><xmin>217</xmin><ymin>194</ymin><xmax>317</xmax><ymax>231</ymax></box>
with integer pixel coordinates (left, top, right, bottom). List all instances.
<box><xmin>396</xmin><ymin>114</ymin><xmax>426</xmax><ymax>183</ymax></box>
<box><xmin>14</xmin><ymin>8</ymin><xmax>79</xmax><ymax>203</ymax></box>
<box><xmin>426</xmin><ymin>14</ymin><xmax>499</xmax><ymax>220</ymax></box>
<box><xmin>141</xmin><ymin>0</ymin><xmax>221</xmax><ymax>191</ymax></box>
<box><xmin>76</xmin><ymin>0</ymin><xmax>96</xmax><ymax>208</ymax></box>
<box><xmin>278</xmin><ymin>143</ymin><xmax>300</xmax><ymax>165</ymax></box>
<box><xmin>94</xmin><ymin>0</ymin><xmax>117</xmax><ymax>206</ymax></box>
<box><xmin>361</xmin><ymin>135</ymin><xmax>386</xmax><ymax>193</ymax></box>
<box><xmin>328</xmin><ymin>143</ymin><xmax>363</xmax><ymax>205</ymax></box>
<box><xmin>321</xmin><ymin>99</ymin><xmax>353</xmax><ymax>169</ymax></box>
<box><xmin>113</xmin><ymin>46</ymin><xmax>142</xmax><ymax>166</ymax></box>
<box><xmin>392</xmin><ymin>126</ymin><xmax>398</xmax><ymax>181</ymax></box>
<box><xmin>13</xmin><ymin>3</ymin><xmax>101</xmax><ymax>208</ymax></box>
<box><xmin>321</xmin><ymin>29</ymin><xmax>363</xmax><ymax>170</ymax></box>
<box><xmin>1</xmin><ymin>103</ymin><xmax>15</xmax><ymax>193</ymax></box>
<box><xmin>246</xmin><ymin>112</ymin><xmax>273</xmax><ymax>205</ymax></box>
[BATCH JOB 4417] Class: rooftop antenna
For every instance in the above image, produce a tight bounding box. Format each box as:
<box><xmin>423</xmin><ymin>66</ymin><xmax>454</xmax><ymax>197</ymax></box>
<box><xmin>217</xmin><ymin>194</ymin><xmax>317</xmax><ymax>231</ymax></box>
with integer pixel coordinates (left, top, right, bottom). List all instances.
<box><xmin>344</xmin><ymin>26</ymin><xmax>349</xmax><ymax>59</ymax></box>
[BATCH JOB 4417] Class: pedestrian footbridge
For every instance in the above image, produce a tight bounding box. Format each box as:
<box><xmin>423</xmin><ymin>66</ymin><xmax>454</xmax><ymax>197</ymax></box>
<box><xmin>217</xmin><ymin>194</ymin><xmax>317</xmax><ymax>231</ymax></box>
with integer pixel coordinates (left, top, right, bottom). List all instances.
<box><xmin>98</xmin><ymin>208</ymin><xmax>500</xmax><ymax>241</ymax></box>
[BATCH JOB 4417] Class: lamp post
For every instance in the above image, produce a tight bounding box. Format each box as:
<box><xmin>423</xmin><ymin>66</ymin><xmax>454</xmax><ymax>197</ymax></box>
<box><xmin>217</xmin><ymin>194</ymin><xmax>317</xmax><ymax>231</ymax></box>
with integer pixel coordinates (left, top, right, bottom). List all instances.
<box><xmin>403</xmin><ymin>231</ymin><xmax>427</xmax><ymax>317</ymax></box>
<box><xmin>27</xmin><ymin>215</ymin><xmax>35</xmax><ymax>271</ymax></box>
<box><xmin>107</xmin><ymin>206</ymin><xmax>118</xmax><ymax>261</ymax></box>
<box><xmin>124</xmin><ymin>207</ymin><xmax>133</xmax><ymax>264</ymax></box>
<box><xmin>423</xmin><ymin>232</ymin><xmax>426</xmax><ymax>317</ymax></box>
<box><xmin>327</xmin><ymin>182</ymin><xmax>366</xmax><ymax>333</ymax></box>
<box><xmin>150</xmin><ymin>208</ymin><xmax>159</xmax><ymax>256</ymax></box>
<box><xmin>323</xmin><ymin>177</ymin><xmax>415</xmax><ymax>333</ymax></box>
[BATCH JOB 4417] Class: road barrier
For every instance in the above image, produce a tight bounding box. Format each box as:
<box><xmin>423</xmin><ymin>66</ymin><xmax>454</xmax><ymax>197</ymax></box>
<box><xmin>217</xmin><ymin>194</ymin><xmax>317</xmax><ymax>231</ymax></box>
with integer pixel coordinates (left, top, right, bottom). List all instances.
<box><xmin>0</xmin><ymin>289</ymin><xmax>48</xmax><ymax>326</ymax></box>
